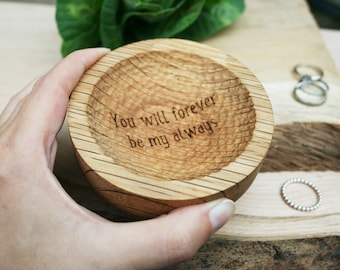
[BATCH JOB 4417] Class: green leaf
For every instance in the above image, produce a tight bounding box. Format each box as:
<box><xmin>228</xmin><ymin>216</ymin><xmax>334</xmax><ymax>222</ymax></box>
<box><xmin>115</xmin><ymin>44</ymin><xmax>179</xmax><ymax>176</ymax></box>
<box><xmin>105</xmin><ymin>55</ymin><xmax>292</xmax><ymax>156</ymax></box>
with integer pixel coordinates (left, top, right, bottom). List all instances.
<box><xmin>176</xmin><ymin>0</ymin><xmax>245</xmax><ymax>40</ymax></box>
<box><xmin>99</xmin><ymin>0</ymin><xmax>178</xmax><ymax>49</ymax></box>
<box><xmin>121</xmin><ymin>0</ymin><xmax>185</xmax><ymax>24</ymax></box>
<box><xmin>100</xmin><ymin>0</ymin><xmax>123</xmax><ymax>49</ymax></box>
<box><xmin>56</xmin><ymin>0</ymin><xmax>103</xmax><ymax>56</ymax></box>
<box><xmin>123</xmin><ymin>0</ymin><xmax>174</xmax><ymax>12</ymax></box>
<box><xmin>130</xmin><ymin>0</ymin><xmax>205</xmax><ymax>40</ymax></box>
<box><xmin>56</xmin><ymin>0</ymin><xmax>245</xmax><ymax>56</ymax></box>
<box><xmin>100</xmin><ymin>0</ymin><xmax>191</xmax><ymax>48</ymax></box>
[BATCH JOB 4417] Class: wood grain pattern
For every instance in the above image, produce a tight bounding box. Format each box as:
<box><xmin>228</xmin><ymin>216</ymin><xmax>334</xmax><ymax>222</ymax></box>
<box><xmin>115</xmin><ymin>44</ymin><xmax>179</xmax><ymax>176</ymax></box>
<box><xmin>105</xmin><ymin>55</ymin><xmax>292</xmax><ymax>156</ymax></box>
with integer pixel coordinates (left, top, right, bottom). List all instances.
<box><xmin>169</xmin><ymin>236</ymin><xmax>340</xmax><ymax>269</ymax></box>
<box><xmin>68</xmin><ymin>39</ymin><xmax>274</xmax><ymax>218</ymax></box>
<box><xmin>262</xmin><ymin>123</ymin><xmax>340</xmax><ymax>172</ymax></box>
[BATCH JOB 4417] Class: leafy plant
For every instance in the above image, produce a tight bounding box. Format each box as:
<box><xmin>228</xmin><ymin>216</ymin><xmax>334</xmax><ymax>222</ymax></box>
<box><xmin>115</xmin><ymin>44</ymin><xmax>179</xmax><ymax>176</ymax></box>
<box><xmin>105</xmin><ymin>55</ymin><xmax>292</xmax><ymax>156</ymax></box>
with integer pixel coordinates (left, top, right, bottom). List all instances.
<box><xmin>56</xmin><ymin>0</ymin><xmax>245</xmax><ymax>57</ymax></box>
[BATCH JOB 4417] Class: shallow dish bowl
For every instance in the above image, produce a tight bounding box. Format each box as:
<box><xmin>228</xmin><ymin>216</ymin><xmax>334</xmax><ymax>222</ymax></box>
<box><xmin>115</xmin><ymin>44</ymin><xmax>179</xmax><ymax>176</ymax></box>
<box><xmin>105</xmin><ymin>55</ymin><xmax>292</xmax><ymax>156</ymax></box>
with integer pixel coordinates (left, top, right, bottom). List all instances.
<box><xmin>68</xmin><ymin>39</ymin><xmax>274</xmax><ymax>218</ymax></box>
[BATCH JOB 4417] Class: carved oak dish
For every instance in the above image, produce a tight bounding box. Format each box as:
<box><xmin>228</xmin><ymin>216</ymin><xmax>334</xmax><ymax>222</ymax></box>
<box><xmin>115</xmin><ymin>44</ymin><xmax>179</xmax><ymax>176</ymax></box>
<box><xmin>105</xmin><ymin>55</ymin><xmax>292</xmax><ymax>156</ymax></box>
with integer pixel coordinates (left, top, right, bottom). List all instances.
<box><xmin>68</xmin><ymin>39</ymin><xmax>274</xmax><ymax>218</ymax></box>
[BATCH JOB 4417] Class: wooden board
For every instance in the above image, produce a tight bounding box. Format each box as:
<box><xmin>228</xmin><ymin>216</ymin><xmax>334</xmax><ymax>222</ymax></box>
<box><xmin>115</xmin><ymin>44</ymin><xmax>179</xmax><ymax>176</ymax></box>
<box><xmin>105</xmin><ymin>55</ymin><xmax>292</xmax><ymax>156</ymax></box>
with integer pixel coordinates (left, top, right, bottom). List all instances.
<box><xmin>0</xmin><ymin>1</ymin><xmax>339</xmax><ymax>266</ymax></box>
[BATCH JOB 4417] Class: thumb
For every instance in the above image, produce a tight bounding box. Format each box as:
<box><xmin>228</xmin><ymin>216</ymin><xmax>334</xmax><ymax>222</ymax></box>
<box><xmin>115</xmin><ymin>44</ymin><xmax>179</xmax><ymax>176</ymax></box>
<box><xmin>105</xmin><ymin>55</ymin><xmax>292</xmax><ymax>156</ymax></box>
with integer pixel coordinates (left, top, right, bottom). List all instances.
<box><xmin>99</xmin><ymin>199</ymin><xmax>235</xmax><ymax>269</ymax></box>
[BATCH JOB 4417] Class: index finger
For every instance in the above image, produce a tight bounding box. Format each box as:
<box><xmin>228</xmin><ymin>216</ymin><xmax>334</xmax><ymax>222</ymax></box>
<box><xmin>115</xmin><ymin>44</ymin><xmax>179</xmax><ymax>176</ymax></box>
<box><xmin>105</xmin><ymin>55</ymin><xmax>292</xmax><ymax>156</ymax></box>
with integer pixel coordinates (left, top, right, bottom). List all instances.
<box><xmin>16</xmin><ymin>48</ymin><xmax>110</xmax><ymax>144</ymax></box>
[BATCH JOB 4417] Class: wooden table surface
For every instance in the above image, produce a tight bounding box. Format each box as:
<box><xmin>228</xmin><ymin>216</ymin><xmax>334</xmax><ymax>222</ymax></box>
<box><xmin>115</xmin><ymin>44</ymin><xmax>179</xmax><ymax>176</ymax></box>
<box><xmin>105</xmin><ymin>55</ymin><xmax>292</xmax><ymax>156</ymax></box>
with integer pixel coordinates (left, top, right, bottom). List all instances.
<box><xmin>1</xmin><ymin>1</ymin><xmax>339</xmax><ymax>268</ymax></box>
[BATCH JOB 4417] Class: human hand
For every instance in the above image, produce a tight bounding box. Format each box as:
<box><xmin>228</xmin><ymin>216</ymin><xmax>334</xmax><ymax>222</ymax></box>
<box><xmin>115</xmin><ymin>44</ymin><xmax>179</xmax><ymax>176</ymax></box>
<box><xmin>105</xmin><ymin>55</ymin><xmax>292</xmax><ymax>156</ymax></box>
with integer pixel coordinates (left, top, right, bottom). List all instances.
<box><xmin>0</xmin><ymin>48</ymin><xmax>235</xmax><ymax>270</ymax></box>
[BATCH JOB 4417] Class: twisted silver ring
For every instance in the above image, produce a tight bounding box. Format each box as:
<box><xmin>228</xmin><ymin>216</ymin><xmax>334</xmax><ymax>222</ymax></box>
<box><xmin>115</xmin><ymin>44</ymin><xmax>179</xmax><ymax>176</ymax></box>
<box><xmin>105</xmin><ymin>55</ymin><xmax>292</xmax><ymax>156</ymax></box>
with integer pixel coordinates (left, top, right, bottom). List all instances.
<box><xmin>293</xmin><ymin>64</ymin><xmax>324</xmax><ymax>81</ymax></box>
<box><xmin>292</xmin><ymin>64</ymin><xmax>329</xmax><ymax>106</ymax></box>
<box><xmin>298</xmin><ymin>76</ymin><xmax>329</xmax><ymax>96</ymax></box>
<box><xmin>293</xmin><ymin>80</ymin><xmax>328</xmax><ymax>106</ymax></box>
<box><xmin>281</xmin><ymin>178</ymin><xmax>323</xmax><ymax>212</ymax></box>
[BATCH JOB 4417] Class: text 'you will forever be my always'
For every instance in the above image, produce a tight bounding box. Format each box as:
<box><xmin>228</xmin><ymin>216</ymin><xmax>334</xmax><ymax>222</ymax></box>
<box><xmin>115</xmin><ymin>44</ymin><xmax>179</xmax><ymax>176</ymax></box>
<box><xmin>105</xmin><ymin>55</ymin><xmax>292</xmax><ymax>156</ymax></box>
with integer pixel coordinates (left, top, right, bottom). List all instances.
<box><xmin>110</xmin><ymin>93</ymin><xmax>219</xmax><ymax>150</ymax></box>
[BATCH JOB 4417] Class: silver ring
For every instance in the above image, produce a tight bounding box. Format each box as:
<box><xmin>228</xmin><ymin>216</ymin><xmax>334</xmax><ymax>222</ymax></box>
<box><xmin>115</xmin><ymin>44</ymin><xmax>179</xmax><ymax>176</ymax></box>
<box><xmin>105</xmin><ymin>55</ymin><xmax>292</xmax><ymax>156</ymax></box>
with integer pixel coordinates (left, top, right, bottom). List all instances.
<box><xmin>293</xmin><ymin>80</ymin><xmax>327</xmax><ymax>106</ymax></box>
<box><xmin>299</xmin><ymin>78</ymin><xmax>329</xmax><ymax>96</ymax></box>
<box><xmin>281</xmin><ymin>178</ymin><xmax>323</xmax><ymax>212</ymax></box>
<box><xmin>293</xmin><ymin>64</ymin><xmax>324</xmax><ymax>81</ymax></box>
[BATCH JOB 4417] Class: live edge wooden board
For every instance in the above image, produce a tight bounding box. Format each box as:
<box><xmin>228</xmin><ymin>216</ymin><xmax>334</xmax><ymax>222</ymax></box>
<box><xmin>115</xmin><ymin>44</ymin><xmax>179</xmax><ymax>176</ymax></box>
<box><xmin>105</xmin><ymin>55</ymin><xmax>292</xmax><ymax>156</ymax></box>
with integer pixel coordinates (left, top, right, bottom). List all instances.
<box><xmin>68</xmin><ymin>39</ymin><xmax>274</xmax><ymax>218</ymax></box>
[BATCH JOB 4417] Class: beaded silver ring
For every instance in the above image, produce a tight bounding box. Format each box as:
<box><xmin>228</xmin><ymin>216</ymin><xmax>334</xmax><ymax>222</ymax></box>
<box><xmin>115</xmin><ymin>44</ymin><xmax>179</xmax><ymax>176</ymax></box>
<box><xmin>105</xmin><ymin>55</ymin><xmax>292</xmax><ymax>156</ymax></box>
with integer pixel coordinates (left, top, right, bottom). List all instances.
<box><xmin>281</xmin><ymin>178</ymin><xmax>323</xmax><ymax>212</ymax></box>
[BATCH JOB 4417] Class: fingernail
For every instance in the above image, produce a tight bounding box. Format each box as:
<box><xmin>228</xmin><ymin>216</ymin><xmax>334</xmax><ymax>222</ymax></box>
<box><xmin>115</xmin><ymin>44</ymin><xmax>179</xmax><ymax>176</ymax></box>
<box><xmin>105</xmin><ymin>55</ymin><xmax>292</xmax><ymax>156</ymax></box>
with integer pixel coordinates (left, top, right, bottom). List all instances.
<box><xmin>208</xmin><ymin>199</ymin><xmax>235</xmax><ymax>233</ymax></box>
<box><xmin>97</xmin><ymin>47</ymin><xmax>111</xmax><ymax>53</ymax></box>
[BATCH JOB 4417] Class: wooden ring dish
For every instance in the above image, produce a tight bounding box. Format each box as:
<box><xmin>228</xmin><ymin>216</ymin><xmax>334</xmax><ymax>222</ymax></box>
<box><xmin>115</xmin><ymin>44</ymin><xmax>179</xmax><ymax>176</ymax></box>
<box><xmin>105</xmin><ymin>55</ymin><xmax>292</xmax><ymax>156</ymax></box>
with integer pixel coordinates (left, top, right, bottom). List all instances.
<box><xmin>68</xmin><ymin>39</ymin><xmax>274</xmax><ymax>218</ymax></box>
